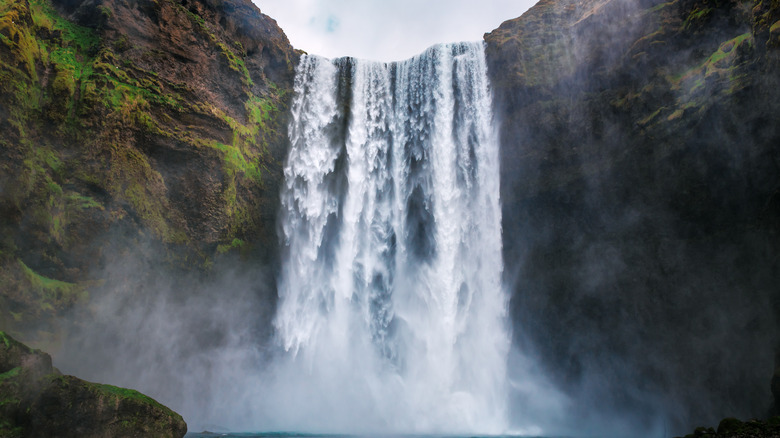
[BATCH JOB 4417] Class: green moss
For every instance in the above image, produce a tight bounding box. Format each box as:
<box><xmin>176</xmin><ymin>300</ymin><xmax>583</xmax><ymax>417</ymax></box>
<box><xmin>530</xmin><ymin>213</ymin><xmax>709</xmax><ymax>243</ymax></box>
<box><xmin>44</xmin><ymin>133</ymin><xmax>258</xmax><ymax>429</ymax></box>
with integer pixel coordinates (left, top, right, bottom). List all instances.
<box><xmin>39</xmin><ymin>148</ymin><xmax>62</xmax><ymax>173</ymax></box>
<box><xmin>17</xmin><ymin>259</ymin><xmax>88</xmax><ymax>311</ymax></box>
<box><xmin>217</xmin><ymin>41</ymin><xmax>253</xmax><ymax>86</ymax></box>
<box><xmin>638</xmin><ymin>107</ymin><xmax>663</xmax><ymax>126</ymax></box>
<box><xmin>173</xmin><ymin>1</ymin><xmax>253</xmax><ymax>87</ymax></box>
<box><xmin>0</xmin><ymin>332</ymin><xmax>12</xmax><ymax>349</ymax></box>
<box><xmin>87</xmin><ymin>50</ymin><xmax>183</xmax><ymax>113</ymax></box>
<box><xmin>65</xmin><ymin>193</ymin><xmax>104</xmax><ymax>210</ymax></box>
<box><xmin>669</xmin><ymin>32</ymin><xmax>753</xmax><ymax>102</ymax></box>
<box><xmin>20</xmin><ymin>260</ymin><xmax>76</xmax><ymax>295</ymax></box>
<box><xmin>0</xmin><ymin>368</ymin><xmax>21</xmax><ymax>382</ymax></box>
<box><xmin>46</xmin><ymin>181</ymin><xmax>62</xmax><ymax>197</ymax></box>
<box><xmin>645</xmin><ymin>1</ymin><xmax>673</xmax><ymax>13</ymax></box>
<box><xmin>113</xmin><ymin>34</ymin><xmax>130</xmax><ymax>52</ymax></box>
<box><xmin>667</xmin><ymin>108</ymin><xmax>684</xmax><ymax>121</ymax></box>
<box><xmin>683</xmin><ymin>7</ymin><xmax>713</xmax><ymax>30</ymax></box>
<box><xmin>97</xmin><ymin>5</ymin><xmax>113</xmax><ymax>20</ymax></box>
<box><xmin>0</xmin><ymin>0</ymin><xmax>43</xmax><ymax>80</ymax></box>
<box><xmin>92</xmin><ymin>383</ymin><xmax>168</xmax><ymax>411</ymax></box>
<box><xmin>208</xmin><ymin>141</ymin><xmax>263</xmax><ymax>184</ymax></box>
<box><xmin>217</xmin><ymin>238</ymin><xmax>245</xmax><ymax>254</ymax></box>
<box><xmin>29</xmin><ymin>0</ymin><xmax>99</xmax><ymax>54</ymax></box>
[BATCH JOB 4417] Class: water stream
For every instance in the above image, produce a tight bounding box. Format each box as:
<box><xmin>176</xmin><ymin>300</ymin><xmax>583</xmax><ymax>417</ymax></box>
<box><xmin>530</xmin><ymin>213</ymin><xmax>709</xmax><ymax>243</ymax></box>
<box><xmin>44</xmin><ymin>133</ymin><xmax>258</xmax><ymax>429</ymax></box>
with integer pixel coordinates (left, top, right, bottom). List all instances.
<box><xmin>274</xmin><ymin>42</ymin><xmax>508</xmax><ymax>433</ymax></box>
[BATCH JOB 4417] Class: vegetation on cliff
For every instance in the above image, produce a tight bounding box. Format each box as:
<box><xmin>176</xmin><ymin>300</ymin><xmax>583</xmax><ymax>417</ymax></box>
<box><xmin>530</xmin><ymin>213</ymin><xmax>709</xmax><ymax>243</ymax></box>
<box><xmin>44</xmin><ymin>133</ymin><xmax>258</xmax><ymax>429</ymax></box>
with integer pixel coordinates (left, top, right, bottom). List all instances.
<box><xmin>0</xmin><ymin>0</ymin><xmax>298</xmax><ymax>343</ymax></box>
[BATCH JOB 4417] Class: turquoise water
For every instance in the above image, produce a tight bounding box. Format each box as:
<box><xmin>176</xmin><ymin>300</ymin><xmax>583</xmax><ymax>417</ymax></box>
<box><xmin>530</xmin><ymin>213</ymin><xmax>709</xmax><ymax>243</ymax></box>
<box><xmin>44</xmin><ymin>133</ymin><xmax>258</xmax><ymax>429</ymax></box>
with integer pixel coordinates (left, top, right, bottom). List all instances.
<box><xmin>184</xmin><ymin>434</ymin><xmax>553</xmax><ymax>438</ymax></box>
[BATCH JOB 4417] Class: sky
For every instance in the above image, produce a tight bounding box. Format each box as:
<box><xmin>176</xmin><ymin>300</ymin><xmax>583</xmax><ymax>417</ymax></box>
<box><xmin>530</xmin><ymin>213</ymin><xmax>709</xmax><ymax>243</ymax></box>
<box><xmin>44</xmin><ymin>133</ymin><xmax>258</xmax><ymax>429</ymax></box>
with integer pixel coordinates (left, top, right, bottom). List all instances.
<box><xmin>253</xmin><ymin>0</ymin><xmax>537</xmax><ymax>62</ymax></box>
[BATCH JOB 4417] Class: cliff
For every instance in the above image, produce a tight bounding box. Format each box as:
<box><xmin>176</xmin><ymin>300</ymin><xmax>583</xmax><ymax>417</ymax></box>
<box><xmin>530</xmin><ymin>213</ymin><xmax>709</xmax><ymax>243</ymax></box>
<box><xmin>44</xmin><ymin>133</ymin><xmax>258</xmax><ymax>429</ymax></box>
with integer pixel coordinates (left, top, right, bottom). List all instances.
<box><xmin>486</xmin><ymin>0</ymin><xmax>780</xmax><ymax>432</ymax></box>
<box><xmin>0</xmin><ymin>0</ymin><xmax>298</xmax><ymax>342</ymax></box>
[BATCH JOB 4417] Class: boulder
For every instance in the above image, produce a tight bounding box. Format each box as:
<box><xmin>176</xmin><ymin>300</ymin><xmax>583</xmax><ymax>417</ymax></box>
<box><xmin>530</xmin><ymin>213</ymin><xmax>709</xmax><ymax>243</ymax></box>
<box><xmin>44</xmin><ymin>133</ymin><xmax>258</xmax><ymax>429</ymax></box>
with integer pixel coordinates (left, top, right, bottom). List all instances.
<box><xmin>0</xmin><ymin>331</ymin><xmax>186</xmax><ymax>438</ymax></box>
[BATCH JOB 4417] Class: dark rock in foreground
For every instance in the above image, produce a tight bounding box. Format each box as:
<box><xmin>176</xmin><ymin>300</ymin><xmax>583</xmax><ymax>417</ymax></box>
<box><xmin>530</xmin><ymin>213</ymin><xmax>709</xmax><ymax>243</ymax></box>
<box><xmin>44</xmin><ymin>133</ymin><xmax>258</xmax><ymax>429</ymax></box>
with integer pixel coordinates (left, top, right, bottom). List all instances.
<box><xmin>676</xmin><ymin>417</ymin><xmax>780</xmax><ymax>438</ymax></box>
<box><xmin>0</xmin><ymin>331</ymin><xmax>186</xmax><ymax>438</ymax></box>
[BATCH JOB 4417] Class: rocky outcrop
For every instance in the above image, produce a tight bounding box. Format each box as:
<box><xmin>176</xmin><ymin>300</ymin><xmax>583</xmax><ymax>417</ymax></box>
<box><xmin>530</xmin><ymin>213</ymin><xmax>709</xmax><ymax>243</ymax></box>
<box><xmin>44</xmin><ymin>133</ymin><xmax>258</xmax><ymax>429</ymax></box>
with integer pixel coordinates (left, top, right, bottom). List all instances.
<box><xmin>486</xmin><ymin>0</ymin><xmax>780</xmax><ymax>432</ymax></box>
<box><xmin>772</xmin><ymin>347</ymin><xmax>780</xmax><ymax>416</ymax></box>
<box><xmin>676</xmin><ymin>417</ymin><xmax>780</xmax><ymax>438</ymax></box>
<box><xmin>0</xmin><ymin>331</ymin><xmax>187</xmax><ymax>437</ymax></box>
<box><xmin>0</xmin><ymin>0</ymin><xmax>298</xmax><ymax>341</ymax></box>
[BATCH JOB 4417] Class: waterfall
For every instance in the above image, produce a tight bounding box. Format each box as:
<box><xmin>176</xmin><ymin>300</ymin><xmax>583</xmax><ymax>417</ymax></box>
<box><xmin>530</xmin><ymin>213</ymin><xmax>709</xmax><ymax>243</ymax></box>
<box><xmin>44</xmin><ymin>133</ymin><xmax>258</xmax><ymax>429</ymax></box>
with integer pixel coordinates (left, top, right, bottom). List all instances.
<box><xmin>273</xmin><ymin>41</ymin><xmax>508</xmax><ymax>433</ymax></box>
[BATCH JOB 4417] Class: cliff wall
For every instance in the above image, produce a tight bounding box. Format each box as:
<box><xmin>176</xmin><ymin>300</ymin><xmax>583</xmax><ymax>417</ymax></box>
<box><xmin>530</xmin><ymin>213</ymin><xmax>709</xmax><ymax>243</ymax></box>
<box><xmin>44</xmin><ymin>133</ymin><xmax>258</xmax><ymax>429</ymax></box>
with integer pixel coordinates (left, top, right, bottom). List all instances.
<box><xmin>486</xmin><ymin>0</ymin><xmax>780</xmax><ymax>431</ymax></box>
<box><xmin>0</xmin><ymin>0</ymin><xmax>298</xmax><ymax>343</ymax></box>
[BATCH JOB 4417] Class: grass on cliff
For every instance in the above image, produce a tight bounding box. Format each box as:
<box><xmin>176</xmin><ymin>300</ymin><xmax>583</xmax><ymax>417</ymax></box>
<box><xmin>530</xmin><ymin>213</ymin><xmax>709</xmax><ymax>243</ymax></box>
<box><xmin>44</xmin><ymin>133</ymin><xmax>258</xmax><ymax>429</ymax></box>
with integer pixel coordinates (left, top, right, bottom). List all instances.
<box><xmin>92</xmin><ymin>382</ymin><xmax>169</xmax><ymax>411</ymax></box>
<box><xmin>660</xmin><ymin>31</ymin><xmax>754</xmax><ymax>121</ymax></box>
<box><xmin>2</xmin><ymin>0</ymin><xmax>286</xmax><ymax>279</ymax></box>
<box><xmin>175</xmin><ymin>0</ymin><xmax>254</xmax><ymax>87</ymax></box>
<box><xmin>17</xmin><ymin>259</ymin><xmax>87</xmax><ymax>313</ymax></box>
<box><xmin>0</xmin><ymin>368</ymin><xmax>21</xmax><ymax>383</ymax></box>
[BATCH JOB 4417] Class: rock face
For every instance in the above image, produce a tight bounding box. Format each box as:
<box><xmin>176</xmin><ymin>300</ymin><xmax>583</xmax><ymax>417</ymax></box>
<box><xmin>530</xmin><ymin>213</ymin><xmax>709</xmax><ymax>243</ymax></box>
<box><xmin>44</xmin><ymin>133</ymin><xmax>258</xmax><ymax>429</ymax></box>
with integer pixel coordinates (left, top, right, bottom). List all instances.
<box><xmin>0</xmin><ymin>0</ymin><xmax>298</xmax><ymax>340</ymax></box>
<box><xmin>676</xmin><ymin>417</ymin><xmax>780</xmax><ymax>438</ymax></box>
<box><xmin>772</xmin><ymin>347</ymin><xmax>780</xmax><ymax>415</ymax></box>
<box><xmin>0</xmin><ymin>331</ymin><xmax>187</xmax><ymax>437</ymax></box>
<box><xmin>486</xmin><ymin>0</ymin><xmax>780</xmax><ymax>431</ymax></box>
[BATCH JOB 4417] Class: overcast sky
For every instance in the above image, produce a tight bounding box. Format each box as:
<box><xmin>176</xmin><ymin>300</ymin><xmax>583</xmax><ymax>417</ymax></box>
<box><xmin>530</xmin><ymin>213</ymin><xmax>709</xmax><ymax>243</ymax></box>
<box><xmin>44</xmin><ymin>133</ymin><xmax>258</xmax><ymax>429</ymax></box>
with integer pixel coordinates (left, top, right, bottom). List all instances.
<box><xmin>253</xmin><ymin>0</ymin><xmax>537</xmax><ymax>62</ymax></box>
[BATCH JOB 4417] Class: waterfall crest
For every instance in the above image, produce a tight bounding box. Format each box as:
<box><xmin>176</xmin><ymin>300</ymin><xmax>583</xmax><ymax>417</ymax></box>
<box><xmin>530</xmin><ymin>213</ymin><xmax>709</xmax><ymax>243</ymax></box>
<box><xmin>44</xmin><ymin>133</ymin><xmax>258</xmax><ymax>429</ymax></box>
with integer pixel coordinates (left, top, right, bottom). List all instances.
<box><xmin>274</xmin><ymin>41</ymin><xmax>509</xmax><ymax>433</ymax></box>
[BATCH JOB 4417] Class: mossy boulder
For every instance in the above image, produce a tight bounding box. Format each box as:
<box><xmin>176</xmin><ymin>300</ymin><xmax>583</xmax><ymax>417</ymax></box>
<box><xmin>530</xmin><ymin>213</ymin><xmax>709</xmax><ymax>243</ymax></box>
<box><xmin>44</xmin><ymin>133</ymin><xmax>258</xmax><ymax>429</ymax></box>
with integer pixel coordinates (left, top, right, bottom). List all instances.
<box><xmin>0</xmin><ymin>331</ymin><xmax>186</xmax><ymax>437</ymax></box>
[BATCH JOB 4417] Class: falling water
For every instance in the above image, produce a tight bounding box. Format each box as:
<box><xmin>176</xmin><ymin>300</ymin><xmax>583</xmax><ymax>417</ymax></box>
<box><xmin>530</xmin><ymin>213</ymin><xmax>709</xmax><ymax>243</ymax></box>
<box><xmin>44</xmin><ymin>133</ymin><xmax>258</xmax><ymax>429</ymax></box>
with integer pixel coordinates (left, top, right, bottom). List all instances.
<box><xmin>273</xmin><ymin>42</ymin><xmax>508</xmax><ymax>433</ymax></box>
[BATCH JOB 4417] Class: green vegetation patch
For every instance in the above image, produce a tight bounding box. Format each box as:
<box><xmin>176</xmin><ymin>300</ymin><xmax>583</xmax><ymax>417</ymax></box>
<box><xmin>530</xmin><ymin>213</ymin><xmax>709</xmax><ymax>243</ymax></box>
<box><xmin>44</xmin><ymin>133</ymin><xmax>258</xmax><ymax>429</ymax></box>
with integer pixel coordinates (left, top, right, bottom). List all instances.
<box><xmin>173</xmin><ymin>0</ymin><xmax>254</xmax><ymax>87</ymax></box>
<box><xmin>65</xmin><ymin>193</ymin><xmax>104</xmax><ymax>210</ymax></box>
<box><xmin>669</xmin><ymin>32</ymin><xmax>753</xmax><ymax>100</ymax></box>
<box><xmin>0</xmin><ymin>367</ymin><xmax>21</xmax><ymax>382</ymax></box>
<box><xmin>683</xmin><ymin>7</ymin><xmax>713</xmax><ymax>31</ymax></box>
<box><xmin>92</xmin><ymin>382</ymin><xmax>168</xmax><ymax>411</ymax></box>
<box><xmin>89</xmin><ymin>49</ymin><xmax>183</xmax><ymax>112</ymax></box>
<box><xmin>217</xmin><ymin>238</ymin><xmax>245</xmax><ymax>254</ymax></box>
<box><xmin>29</xmin><ymin>0</ymin><xmax>99</xmax><ymax>54</ymax></box>
<box><xmin>208</xmin><ymin>141</ymin><xmax>263</xmax><ymax>184</ymax></box>
<box><xmin>18</xmin><ymin>259</ymin><xmax>87</xmax><ymax>311</ymax></box>
<box><xmin>645</xmin><ymin>1</ymin><xmax>674</xmax><ymax>13</ymax></box>
<box><xmin>0</xmin><ymin>0</ymin><xmax>44</xmax><ymax>80</ymax></box>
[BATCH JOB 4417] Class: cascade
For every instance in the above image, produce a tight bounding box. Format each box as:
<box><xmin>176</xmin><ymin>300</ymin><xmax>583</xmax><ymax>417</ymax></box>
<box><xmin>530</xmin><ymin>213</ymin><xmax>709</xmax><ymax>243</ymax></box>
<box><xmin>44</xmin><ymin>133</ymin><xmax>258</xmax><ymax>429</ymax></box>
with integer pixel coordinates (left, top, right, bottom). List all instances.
<box><xmin>274</xmin><ymin>41</ymin><xmax>508</xmax><ymax>433</ymax></box>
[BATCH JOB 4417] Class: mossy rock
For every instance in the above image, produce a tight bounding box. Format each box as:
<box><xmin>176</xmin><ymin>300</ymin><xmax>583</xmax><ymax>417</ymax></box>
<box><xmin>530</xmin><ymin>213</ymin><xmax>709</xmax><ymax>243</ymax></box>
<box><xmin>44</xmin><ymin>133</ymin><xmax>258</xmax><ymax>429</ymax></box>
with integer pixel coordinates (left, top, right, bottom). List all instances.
<box><xmin>717</xmin><ymin>417</ymin><xmax>744</xmax><ymax>435</ymax></box>
<box><xmin>26</xmin><ymin>375</ymin><xmax>187</xmax><ymax>437</ymax></box>
<box><xmin>0</xmin><ymin>331</ymin><xmax>187</xmax><ymax>437</ymax></box>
